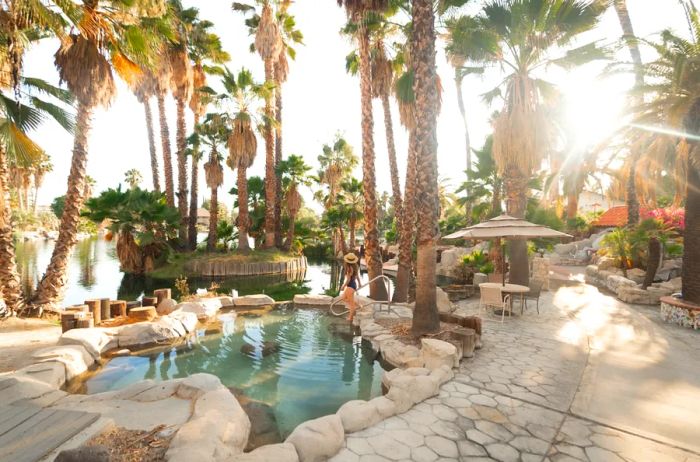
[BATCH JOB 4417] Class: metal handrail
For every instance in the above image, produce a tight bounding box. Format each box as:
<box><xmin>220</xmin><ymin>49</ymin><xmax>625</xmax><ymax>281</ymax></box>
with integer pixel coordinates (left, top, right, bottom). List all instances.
<box><xmin>329</xmin><ymin>274</ymin><xmax>394</xmax><ymax>316</ymax></box>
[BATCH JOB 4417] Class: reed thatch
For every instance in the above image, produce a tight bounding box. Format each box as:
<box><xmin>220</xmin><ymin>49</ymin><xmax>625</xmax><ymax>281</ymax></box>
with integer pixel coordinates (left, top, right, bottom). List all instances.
<box><xmin>337</xmin><ymin>0</ymin><xmax>389</xmax><ymax>18</ymax></box>
<box><xmin>204</xmin><ymin>157</ymin><xmax>224</xmax><ymax>189</ymax></box>
<box><xmin>189</xmin><ymin>63</ymin><xmax>207</xmax><ymax>116</ymax></box>
<box><xmin>255</xmin><ymin>2</ymin><xmax>283</xmax><ymax>62</ymax></box>
<box><xmin>154</xmin><ymin>49</ymin><xmax>172</xmax><ymax>93</ymax></box>
<box><xmin>0</xmin><ymin>45</ymin><xmax>18</xmax><ymax>89</ymax></box>
<box><xmin>227</xmin><ymin>116</ymin><xmax>257</xmax><ymax>169</ymax></box>
<box><xmin>169</xmin><ymin>48</ymin><xmax>193</xmax><ymax>102</ymax></box>
<box><xmin>275</xmin><ymin>48</ymin><xmax>289</xmax><ymax>84</ymax></box>
<box><xmin>116</xmin><ymin>230</ymin><xmax>143</xmax><ymax>274</ymax></box>
<box><xmin>492</xmin><ymin>75</ymin><xmax>548</xmax><ymax>175</ymax></box>
<box><xmin>54</xmin><ymin>34</ymin><xmax>116</xmax><ymax>107</ymax></box>
<box><xmin>132</xmin><ymin>70</ymin><xmax>156</xmax><ymax>103</ymax></box>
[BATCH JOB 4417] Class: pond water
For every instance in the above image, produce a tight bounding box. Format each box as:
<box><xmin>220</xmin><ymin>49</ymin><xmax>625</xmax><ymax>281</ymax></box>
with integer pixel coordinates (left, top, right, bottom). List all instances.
<box><xmin>67</xmin><ymin>306</ymin><xmax>386</xmax><ymax>438</ymax></box>
<box><xmin>14</xmin><ymin>236</ymin><xmax>388</xmax><ymax>305</ymax></box>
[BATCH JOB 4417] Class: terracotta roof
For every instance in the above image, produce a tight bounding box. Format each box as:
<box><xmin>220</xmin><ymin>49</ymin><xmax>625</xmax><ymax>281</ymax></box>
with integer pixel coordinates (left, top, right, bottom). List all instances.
<box><xmin>591</xmin><ymin>205</ymin><xmax>648</xmax><ymax>227</ymax></box>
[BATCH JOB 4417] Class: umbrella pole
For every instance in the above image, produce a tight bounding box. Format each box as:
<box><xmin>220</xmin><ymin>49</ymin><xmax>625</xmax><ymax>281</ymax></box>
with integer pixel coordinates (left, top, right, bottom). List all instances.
<box><xmin>502</xmin><ymin>241</ymin><xmax>506</xmax><ymax>287</ymax></box>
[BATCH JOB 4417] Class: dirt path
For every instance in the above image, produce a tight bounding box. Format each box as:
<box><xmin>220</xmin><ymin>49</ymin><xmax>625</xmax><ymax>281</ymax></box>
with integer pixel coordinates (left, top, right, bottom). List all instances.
<box><xmin>0</xmin><ymin>317</ymin><xmax>62</xmax><ymax>373</ymax></box>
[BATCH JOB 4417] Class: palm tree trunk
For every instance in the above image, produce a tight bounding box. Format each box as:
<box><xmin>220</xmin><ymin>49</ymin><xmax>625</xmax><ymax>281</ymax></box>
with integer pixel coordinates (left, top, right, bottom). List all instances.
<box><xmin>492</xmin><ymin>178</ymin><xmax>502</xmax><ymax>216</ymax></box>
<box><xmin>285</xmin><ymin>211</ymin><xmax>296</xmax><ymax>250</ymax></box>
<box><xmin>263</xmin><ymin>60</ymin><xmax>276</xmax><ymax>249</ymax></box>
<box><xmin>157</xmin><ymin>93</ymin><xmax>175</xmax><ymax>207</ymax></box>
<box><xmin>411</xmin><ymin>0</ymin><xmax>441</xmax><ymax>336</ymax></box>
<box><xmin>381</xmin><ymin>93</ymin><xmax>402</xmax><ymax>225</ymax></box>
<box><xmin>275</xmin><ymin>88</ymin><xmax>284</xmax><ymax>249</ymax></box>
<box><xmin>614</xmin><ymin>0</ymin><xmax>644</xmax><ymax>227</ymax></box>
<box><xmin>175</xmin><ymin>97</ymin><xmax>188</xmax><ymax>247</ymax></box>
<box><xmin>237</xmin><ymin>167</ymin><xmax>251</xmax><ymax>252</ymax></box>
<box><xmin>188</xmin><ymin>150</ymin><xmax>199</xmax><ymax>251</ymax></box>
<box><xmin>208</xmin><ymin>185</ymin><xmax>218</xmax><ymax>252</ymax></box>
<box><xmin>642</xmin><ymin>237</ymin><xmax>660</xmax><ymax>289</ymax></box>
<box><xmin>358</xmin><ymin>24</ymin><xmax>387</xmax><ymax>300</ymax></box>
<box><xmin>0</xmin><ymin>145</ymin><xmax>23</xmax><ymax>313</ymax></box>
<box><xmin>394</xmin><ymin>131</ymin><xmax>417</xmax><ymax>303</ymax></box>
<box><xmin>566</xmin><ymin>191</ymin><xmax>578</xmax><ymax>220</ymax></box>
<box><xmin>682</xmin><ymin>100</ymin><xmax>700</xmax><ymax>303</ymax></box>
<box><xmin>144</xmin><ymin>99</ymin><xmax>160</xmax><ymax>193</ymax></box>
<box><xmin>338</xmin><ymin>226</ymin><xmax>348</xmax><ymax>255</ymax></box>
<box><xmin>504</xmin><ymin>167</ymin><xmax>529</xmax><ymax>285</ymax></box>
<box><xmin>33</xmin><ymin>103</ymin><xmax>93</xmax><ymax>310</ymax></box>
<box><xmin>349</xmin><ymin>219</ymin><xmax>356</xmax><ymax>251</ymax></box>
<box><xmin>455</xmin><ymin>74</ymin><xmax>472</xmax><ymax>224</ymax></box>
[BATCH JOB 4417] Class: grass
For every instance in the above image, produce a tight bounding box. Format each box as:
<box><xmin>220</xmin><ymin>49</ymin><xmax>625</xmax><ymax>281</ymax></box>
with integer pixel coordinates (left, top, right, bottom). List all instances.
<box><xmin>148</xmin><ymin>249</ymin><xmax>301</xmax><ymax>279</ymax></box>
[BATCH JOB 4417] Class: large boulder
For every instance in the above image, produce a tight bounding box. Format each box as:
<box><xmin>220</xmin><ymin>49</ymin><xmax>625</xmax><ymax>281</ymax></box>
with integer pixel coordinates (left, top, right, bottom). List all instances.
<box><xmin>421</xmin><ymin>338</ymin><xmax>457</xmax><ymax>371</ymax></box>
<box><xmin>659</xmin><ymin>277</ymin><xmax>682</xmax><ymax>293</ymax></box>
<box><xmin>606</xmin><ymin>274</ymin><xmax>637</xmax><ymax>293</ymax></box>
<box><xmin>13</xmin><ymin>361</ymin><xmax>66</xmax><ymax>388</ymax></box>
<box><xmin>617</xmin><ymin>286</ymin><xmax>671</xmax><ymax>305</ymax></box>
<box><xmin>554</xmin><ymin>242</ymin><xmax>576</xmax><ymax>256</ymax></box>
<box><xmin>293</xmin><ymin>294</ymin><xmax>333</xmax><ymax>306</ymax></box>
<box><xmin>156</xmin><ymin>298</ymin><xmax>178</xmax><ymax>316</ymax></box>
<box><xmin>234</xmin><ymin>294</ymin><xmax>275</xmax><ymax>307</ymax></box>
<box><xmin>167</xmin><ymin>387</ymin><xmax>251</xmax><ymax>461</ymax></box>
<box><xmin>169</xmin><ymin>309</ymin><xmax>199</xmax><ymax>333</ymax></box>
<box><xmin>117</xmin><ymin>318</ymin><xmax>184</xmax><ymax>348</ymax></box>
<box><xmin>439</xmin><ymin>247</ymin><xmax>470</xmax><ymax>275</ymax></box>
<box><xmin>58</xmin><ymin>327</ymin><xmax>118</xmax><ymax>359</ymax></box>
<box><xmin>436</xmin><ymin>287</ymin><xmax>454</xmax><ymax>314</ymax></box>
<box><xmin>177</xmin><ymin>300</ymin><xmax>220</xmax><ymax>320</ymax></box>
<box><xmin>627</xmin><ymin>268</ymin><xmax>646</xmax><ymax>285</ymax></box>
<box><xmin>285</xmin><ymin>414</ymin><xmax>345</xmax><ymax>462</ymax></box>
<box><xmin>32</xmin><ymin>344</ymin><xmax>94</xmax><ymax>381</ymax></box>
<box><xmin>336</xmin><ymin>400</ymin><xmax>381</xmax><ymax>433</ymax></box>
<box><xmin>234</xmin><ymin>443</ymin><xmax>299</xmax><ymax>462</ymax></box>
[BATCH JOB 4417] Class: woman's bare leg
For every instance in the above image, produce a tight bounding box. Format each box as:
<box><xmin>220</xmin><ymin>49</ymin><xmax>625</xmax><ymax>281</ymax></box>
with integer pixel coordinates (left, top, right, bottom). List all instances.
<box><xmin>344</xmin><ymin>287</ymin><xmax>356</xmax><ymax>321</ymax></box>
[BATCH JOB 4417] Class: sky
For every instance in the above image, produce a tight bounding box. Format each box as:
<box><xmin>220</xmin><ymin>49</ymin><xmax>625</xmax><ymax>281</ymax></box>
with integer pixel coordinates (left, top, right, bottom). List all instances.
<box><xmin>22</xmin><ymin>0</ymin><xmax>690</xmax><ymax>212</ymax></box>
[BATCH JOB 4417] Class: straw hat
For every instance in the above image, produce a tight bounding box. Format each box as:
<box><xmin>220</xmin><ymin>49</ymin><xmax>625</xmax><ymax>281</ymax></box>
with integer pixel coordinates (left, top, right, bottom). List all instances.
<box><xmin>344</xmin><ymin>253</ymin><xmax>358</xmax><ymax>264</ymax></box>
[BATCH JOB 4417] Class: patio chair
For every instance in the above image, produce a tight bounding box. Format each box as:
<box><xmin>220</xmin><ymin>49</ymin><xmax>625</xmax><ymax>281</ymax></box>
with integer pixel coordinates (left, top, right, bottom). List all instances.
<box><xmin>479</xmin><ymin>285</ymin><xmax>512</xmax><ymax>323</ymax></box>
<box><xmin>524</xmin><ymin>280</ymin><xmax>543</xmax><ymax>314</ymax></box>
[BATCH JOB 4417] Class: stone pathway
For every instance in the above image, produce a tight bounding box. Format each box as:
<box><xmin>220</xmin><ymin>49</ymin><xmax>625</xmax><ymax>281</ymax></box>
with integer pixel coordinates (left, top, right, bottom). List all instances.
<box><xmin>331</xmin><ymin>284</ymin><xmax>700</xmax><ymax>462</ymax></box>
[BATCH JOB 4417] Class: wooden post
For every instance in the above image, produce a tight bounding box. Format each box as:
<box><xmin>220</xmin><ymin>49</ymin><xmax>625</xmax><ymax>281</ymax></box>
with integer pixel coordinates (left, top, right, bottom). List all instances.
<box><xmin>126</xmin><ymin>300</ymin><xmax>142</xmax><ymax>314</ymax></box>
<box><xmin>154</xmin><ymin>289</ymin><xmax>172</xmax><ymax>305</ymax></box>
<box><xmin>76</xmin><ymin>316</ymin><xmax>94</xmax><ymax>329</ymax></box>
<box><xmin>85</xmin><ymin>299</ymin><xmax>101</xmax><ymax>326</ymax></box>
<box><xmin>60</xmin><ymin>312</ymin><xmax>78</xmax><ymax>333</ymax></box>
<box><xmin>65</xmin><ymin>304</ymin><xmax>89</xmax><ymax>313</ymax></box>
<box><xmin>452</xmin><ymin>327</ymin><xmax>476</xmax><ymax>358</ymax></box>
<box><xmin>142</xmin><ymin>296</ymin><xmax>158</xmax><ymax>307</ymax></box>
<box><xmin>110</xmin><ymin>300</ymin><xmax>127</xmax><ymax>318</ymax></box>
<box><xmin>128</xmin><ymin>306</ymin><xmax>157</xmax><ymax>322</ymax></box>
<box><xmin>100</xmin><ymin>298</ymin><xmax>111</xmax><ymax>321</ymax></box>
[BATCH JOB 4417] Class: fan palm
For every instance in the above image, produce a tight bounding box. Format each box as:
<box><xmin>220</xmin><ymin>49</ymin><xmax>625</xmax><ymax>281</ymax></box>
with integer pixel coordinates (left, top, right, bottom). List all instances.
<box><xmin>451</xmin><ymin>0</ymin><xmax>606</xmax><ymax>286</ymax></box>
<box><xmin>338</xmin><ymin>178</ymin><xmax>364</xmax><ymax>251</ymax></box>
<box><xmin>33</xmin><ymin>0</ymin><xmax>165</xmax><ymax>310</ymax></box>
<box><xmin>277</xmin><ymin>154</ymin><xmax>311</xmax><ymax>250</ymax></box>
<box><xmin>130</xmin><ymin>72</ymin><xmax>161</xmax><ymax>192</ymax></box>
<box><xmin>0</xmin><ymin>76</ymin><xmax>74</xmax><ymax>313</ymax></box>
<box><xmin>336</xmin><ymin>0</ymin><xmax>389</xmax><ymax>300</ymax></box>
<box><xmin>198</xmin><ymin>113</ymin><xmax>229</xmax><ymax>251</ymax></box>
<box><xmin>124</xmin><ymin>168</ymin><xmax>143</xmax><ymax>189</ymax></box>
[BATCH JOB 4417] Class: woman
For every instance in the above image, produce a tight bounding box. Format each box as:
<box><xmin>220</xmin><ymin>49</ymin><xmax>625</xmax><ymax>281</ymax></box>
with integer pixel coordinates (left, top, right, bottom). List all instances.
<box><xmin>341</xmin><ymin>252</ymin><xmax>360</xmax><ymax>322</ymax></box>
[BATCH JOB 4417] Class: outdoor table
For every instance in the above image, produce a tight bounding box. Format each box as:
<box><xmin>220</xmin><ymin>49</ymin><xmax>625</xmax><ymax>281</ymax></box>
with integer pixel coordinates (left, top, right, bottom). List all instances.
<box><xmin>479</xmin><ymin>282</ymin><xmax>530</xmax><ymax>314</ymax></box>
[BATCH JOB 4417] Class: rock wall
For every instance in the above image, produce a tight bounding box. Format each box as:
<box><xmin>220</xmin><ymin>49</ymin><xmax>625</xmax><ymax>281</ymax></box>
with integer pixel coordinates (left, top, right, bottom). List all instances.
<box><xmin>184</xmin><ymin>256</ymin><xmax>307</xmax><ymax>277</ymax></box>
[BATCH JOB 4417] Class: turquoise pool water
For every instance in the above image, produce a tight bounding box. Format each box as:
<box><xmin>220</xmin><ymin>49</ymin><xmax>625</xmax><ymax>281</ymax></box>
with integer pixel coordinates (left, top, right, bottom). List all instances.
<box><xmin>71</xmin><ymin>307</ymin><xmax>386</xmax><ymax>437</ymax></box>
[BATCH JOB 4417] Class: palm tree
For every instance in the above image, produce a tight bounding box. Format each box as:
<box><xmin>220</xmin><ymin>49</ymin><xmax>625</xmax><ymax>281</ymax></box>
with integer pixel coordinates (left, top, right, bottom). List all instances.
<box><xmin>130</xmin><ymin>72</ymin><xmax>161</xmax><ymax>192</ymax></box>
<box><xmin>633</xmin><ymin>9</ymin><xmax>700</xmax><ymax>302</ymax></box>
<box><xmin>452</xmin><ymin>0</ymin><xmax>606</xmax><ymax>286</ymax></box>
<box><xmin>198</xmin><ymin>113</ymin><xmax>229</xmax><ymax>251</ymax></box>
<box><xmin>456</xmin><ymin>136</ymin><xmax>503</xmax><ymax>223</ymax></box>
<box><xmin>33</xmin><ymin>2</ymin><xmax>162</xmax><ymax>310</ymax></box>
<box><xmin>124</xmin><ymin>169</ymin><xmax>143</xmax><ymax>189</ymax></box>
<box><xmin>220</xmin><ymin>68</ymin><xmax>272</xmax><ymax>252</ymax></box>
<box><xmin>409</xmin><ymin>0</ymin><xmax>441</xmax><ymax>336</ymax></box>
<box><xmin>155</xmin><ymin>54</ymin><xmax>176</xmax><ymax>207</ymax></box>
<box><xmin>0</xmin><ymin>76</ymin><xmax>74</xmax><ymax>314</ymax></box>
<box><xmin>336</xmin><ymin>0</ymin><xmax>389</xmax><ymax>300</ymax></box>
<box><xmin>277</xmin><ymin>154</ymin><xmax>311</xmax><ymax>250</ymax></box>
<box><xmin>338</xmin><ymin>178</ymin><xmax>364</xmax><ymax>251</ymax></box>
<box><xmin>613</xmin><ymin>0</ymin><xmax>644</xmax><ymax>226</ymax></box>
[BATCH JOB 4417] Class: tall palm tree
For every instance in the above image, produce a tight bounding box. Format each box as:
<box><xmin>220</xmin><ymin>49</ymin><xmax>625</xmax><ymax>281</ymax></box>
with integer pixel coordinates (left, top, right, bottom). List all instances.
<box><xmin>277</xmin><ymin>154</ymin><xmax>311</xmax><ymax>250</ymax></box>
<box><xmin>633</xmin><ymin>8</ymin><xmax>700</xmax><ymax>302</ymax></box>
<box><xmin>613</xmin><ymin>0</ymin><xmax>644</xmax><ymax>226</ymax></box>
<box><xmin>198</xmin><ymin>113</ymin><xmax>229</xmax><ymax>251</ymax></box>
<box><xmin>409</xmin><ymin>0</ymin><xmax>441</xmax><ymax>336</ymax></box>
<box><xmin>188</xmin><ymin>73</ymin><xmax>205</xmax><ymax>250</ymax></box>
<box><xmin>339</xmin><ymin>178</ymin><xmax>364</xmax><ymax>251</ymax></box>
<box><xmin>124</xmin><ymin>169</ymin><xmax>143</xmax><ymax>189</ymax></box>
<box><xmin>220</xmin><ymin>68</ymin><xmax>271</xmax><ymax>253</ymax></box>
<box><xmin>155</xmin><ymin>53</ymin><xmax>175</xmax><ymax>207</ymax></box>
<box><xmin>130</xmin><ymin>72</ymin><xmax>160</xmax><ymax>192</ymax></box>
<box><xmin>336</xmin><ymin>0</ymin><xmax>390</xmax><ymax>300</ymax></box>
<box><xmin>33</xmin><ymin>2</ymin><xmax>162</xmax><ymax>310</ymax></box>
<box><xmin>0</xmin><ymin>77</ymin><xmax>73</xmax><ymax>314</ymax></box>
<box><xmin>452</xmin><ymin>0</ymin><xmax>606</xmax><ymax>285</ymax></box>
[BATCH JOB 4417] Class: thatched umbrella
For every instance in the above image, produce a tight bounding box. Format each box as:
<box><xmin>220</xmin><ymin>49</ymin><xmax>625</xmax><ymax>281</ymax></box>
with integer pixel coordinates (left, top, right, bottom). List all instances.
<box><xmin>444</xmin><ymin>214</ymin><xmax>572</xmax><ymax>286</ymax></box>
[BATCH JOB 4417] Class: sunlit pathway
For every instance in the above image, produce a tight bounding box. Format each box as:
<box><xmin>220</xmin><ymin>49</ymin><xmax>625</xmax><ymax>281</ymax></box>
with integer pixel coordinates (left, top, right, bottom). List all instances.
<box><xmin>331</xmin><ymin>284</ymin><xmax>700</xmax><ymax>462</ymax></box>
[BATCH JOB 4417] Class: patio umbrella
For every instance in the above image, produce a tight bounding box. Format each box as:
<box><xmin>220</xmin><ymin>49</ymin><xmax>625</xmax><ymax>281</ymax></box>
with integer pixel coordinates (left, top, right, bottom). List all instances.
<box><xmin>444</xmin><ymin>214</ymin><xmax>572</xmax><ymax>285</ymax></box>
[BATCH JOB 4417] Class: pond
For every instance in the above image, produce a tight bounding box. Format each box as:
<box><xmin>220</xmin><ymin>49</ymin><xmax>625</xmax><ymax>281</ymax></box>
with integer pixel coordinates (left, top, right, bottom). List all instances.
<box><xmin>66</xmin><ymin>306</ymin><xmax>387</xmax><ymax>439</ymax></box>
<box><xmin>14</xmin><ymin>236</ymin><xmax>395</xmax><ymax>305</ymax></box>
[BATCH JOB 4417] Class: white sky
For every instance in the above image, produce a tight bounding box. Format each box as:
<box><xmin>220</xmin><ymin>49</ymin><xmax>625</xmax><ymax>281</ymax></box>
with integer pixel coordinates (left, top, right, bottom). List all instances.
<box><xmin>23</xmin><ymin>0</ymin><xmax>689</xmax><ymax>211</ymax></box>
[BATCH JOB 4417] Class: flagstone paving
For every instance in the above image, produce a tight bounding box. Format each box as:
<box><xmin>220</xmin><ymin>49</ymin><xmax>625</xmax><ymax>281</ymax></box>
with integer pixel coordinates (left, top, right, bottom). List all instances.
<box><xmin>330</xmin><ymin>284</ymin><xmax>700</xmax><ymax>462</ymax></box>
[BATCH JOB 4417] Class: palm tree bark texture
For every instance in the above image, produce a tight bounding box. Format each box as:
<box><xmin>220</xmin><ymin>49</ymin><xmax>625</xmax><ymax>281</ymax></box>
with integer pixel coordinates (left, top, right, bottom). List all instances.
<box><xmin>381</xmin><ymin>93</ymin><xmax>402</xmax><ymax>224</ymax></box>
<box><xmin>504</xmin><ymin>166</ymin><xmax>529</xmax><ymax>285</ymax></box>
<box><xmin>208</xmin><ymin>182</ymin><xmax>218</xmax><ymax>252</ymax></box>
<box><xmin>176</xmin><ymin>98</ymin><xmax>189</xmax><ymax>247</ymax></box>
<box><xmin>143</xmin><ymin>100</ymin><xmax>160</xmax><ymax>193</ymax></box>
<box><xmin>275</xmin><ymin>90</ymin><xmax>284</xmax><ymax>248</ymax></box>
<box><xmin>358</xmin><ymin>21</ymin><xmax>388</xmax><ymax>300</ymax></box>
<box><xmin>411</xmin><ymin>0</ymin><xmax>441</xmax><ymax>336</ymax></box>
<box><xmin>188</xmin><ymin>121</ymin><xmax>200</xmax><ymax>251</ymax></box>
<box><xmin>34</xmin><ymin>104</ymin><xmax>93</xmax><ymax>309</ymax></box>
<box><xmin>0</xmin><ymin>145</ymin><xmax>23</xmax><ymax>312</ymax></box>
<box><xmin>394</xmin><ymin>130</ymin><xmax>417</xmax><ymax>303</ymax></box>
<box><xmin>682</xmin><ymin>99</ymin><xmax>700</xmax><ymax>303</ymax></box>
<box><xmin>157</xmin><ymin>93</ymin><xmax>175</xmax><ymax>207</ymax></box>
<box><xmin>263</xmin><ymin>60</ymin><xmax>277</xmax><ymax>249</ymax></box>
